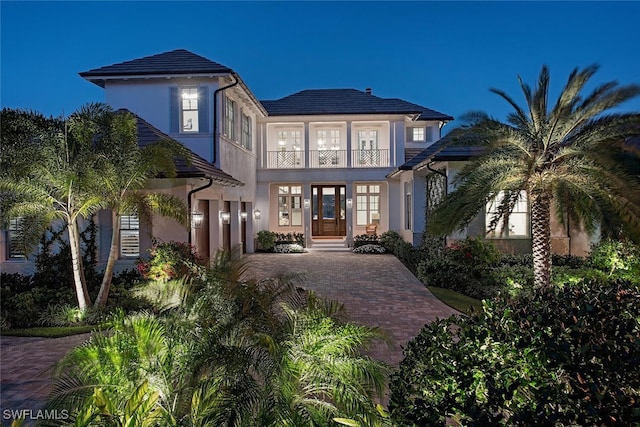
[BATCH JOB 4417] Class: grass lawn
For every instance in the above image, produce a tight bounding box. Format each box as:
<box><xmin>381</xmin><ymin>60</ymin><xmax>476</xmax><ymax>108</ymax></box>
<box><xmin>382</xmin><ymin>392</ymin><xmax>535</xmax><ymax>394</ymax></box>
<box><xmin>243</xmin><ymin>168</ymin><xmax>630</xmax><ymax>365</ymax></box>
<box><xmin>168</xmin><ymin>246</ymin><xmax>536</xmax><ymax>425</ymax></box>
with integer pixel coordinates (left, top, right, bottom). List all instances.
<box><xmin>428</xmin><ymin>286</ymin><xmax>483</xmax><ymax>314</ymax></box>
<box><xmin>1</xmin><ymin>324</ymin><xmax>100</xmax><ymax>338</ymax></box>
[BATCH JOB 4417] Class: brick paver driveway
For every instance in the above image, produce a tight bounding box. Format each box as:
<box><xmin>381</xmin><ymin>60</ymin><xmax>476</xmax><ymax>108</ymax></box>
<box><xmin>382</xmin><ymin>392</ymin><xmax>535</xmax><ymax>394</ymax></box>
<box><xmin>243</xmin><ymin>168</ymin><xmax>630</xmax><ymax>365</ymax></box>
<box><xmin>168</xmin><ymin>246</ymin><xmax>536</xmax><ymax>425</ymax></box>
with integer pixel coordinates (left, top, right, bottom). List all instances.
<box><xmin>0</xmin><ymin>251</ymin><xmax>457</xmax><ymax>421</ymax></box>
<box><xmin>243</xmin><ymin>251</ymin><xmax>458</xmax><ymax>366</ymax></box>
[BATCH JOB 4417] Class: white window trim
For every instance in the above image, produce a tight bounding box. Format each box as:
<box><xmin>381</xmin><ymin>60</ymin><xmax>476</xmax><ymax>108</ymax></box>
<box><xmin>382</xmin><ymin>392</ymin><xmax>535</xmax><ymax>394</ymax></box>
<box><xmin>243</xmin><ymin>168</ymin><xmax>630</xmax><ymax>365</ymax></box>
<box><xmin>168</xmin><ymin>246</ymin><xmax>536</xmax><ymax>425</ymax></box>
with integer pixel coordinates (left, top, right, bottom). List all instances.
<box><xmin>120</xmin><ymin>214</ymin><xmax>140</xmax><ymax>257</ymax></box>
<box><xmin>180</xmin><ymin>87</ymin><xmax>199</xmax><ymax>133</ymax></box>
<box><xmin>277</xmin><ymin>185</ymin><xmax>303</xmax><ymax>227</ymax></box>
<box><xmin>485</xmin><ymin>191</ymin><xmax>530</xmax><ymax>238</ymax></box>
<box><xmin>356</xmin><ymin>184</ymin><xmax>381</xmax><ymax>226</ymax></box>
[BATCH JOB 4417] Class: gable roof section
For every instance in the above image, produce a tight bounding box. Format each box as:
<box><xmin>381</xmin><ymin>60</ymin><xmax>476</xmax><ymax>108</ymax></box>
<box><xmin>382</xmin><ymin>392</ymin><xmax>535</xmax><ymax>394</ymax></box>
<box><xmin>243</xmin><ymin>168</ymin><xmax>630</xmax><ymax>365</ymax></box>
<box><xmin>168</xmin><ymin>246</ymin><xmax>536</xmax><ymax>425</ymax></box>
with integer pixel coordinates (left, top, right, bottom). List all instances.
<box><xmin>80</xmin><ymin>49</ymin><xmax>232</xmax><ymax>85</ymax></box>
<box><xmin>261</xmin><ymin>89</ymin><xmax>453</xmax><ymax>120</ymax></box>
<box><xmin>130</xmin><ymin>110</ymin><xmax>243</xmax><ymax>186</ymax></box>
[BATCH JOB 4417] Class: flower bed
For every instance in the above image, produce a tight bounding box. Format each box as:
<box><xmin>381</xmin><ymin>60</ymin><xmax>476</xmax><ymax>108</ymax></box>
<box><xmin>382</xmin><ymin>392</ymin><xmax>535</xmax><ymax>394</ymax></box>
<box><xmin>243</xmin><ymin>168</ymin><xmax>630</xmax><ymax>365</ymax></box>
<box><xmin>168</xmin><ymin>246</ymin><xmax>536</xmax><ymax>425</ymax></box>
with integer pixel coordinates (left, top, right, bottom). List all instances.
<box><xmin>352</xmin><ymin>244</ymin><xmax>386</xmax><ymax>254</ymax></box>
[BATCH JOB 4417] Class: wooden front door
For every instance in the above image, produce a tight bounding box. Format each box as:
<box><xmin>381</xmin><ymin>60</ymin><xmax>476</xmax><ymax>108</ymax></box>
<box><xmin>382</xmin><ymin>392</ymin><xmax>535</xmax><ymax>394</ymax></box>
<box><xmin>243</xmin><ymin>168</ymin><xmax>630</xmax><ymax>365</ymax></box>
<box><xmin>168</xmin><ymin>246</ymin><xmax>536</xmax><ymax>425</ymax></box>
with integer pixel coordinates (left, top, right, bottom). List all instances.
<box><xmin>312</xmin><ymin>185</ymin><xmax>346</xmax><ymax>237</ymax></box>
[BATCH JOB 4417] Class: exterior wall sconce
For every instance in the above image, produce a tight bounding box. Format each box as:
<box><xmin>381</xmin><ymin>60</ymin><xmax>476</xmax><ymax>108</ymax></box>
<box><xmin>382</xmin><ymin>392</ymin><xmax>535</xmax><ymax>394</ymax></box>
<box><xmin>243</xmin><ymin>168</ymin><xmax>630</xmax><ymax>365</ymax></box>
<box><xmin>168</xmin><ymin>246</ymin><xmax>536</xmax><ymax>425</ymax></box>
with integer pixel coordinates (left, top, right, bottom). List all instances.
<box><xmin>253</xmin><ymin>209</ymin><xmax>261</xmax><ymax>220</ymax></box>
<box><xmin>346</xmin><ymin>198</ymin><xmax>353</xmax><ymax>209</ymax></box>
<box><xmin>220</xmin><ymin>211</ymin><xmax>231</xmax><ymax>224</ymax></box>
<box><xmin>303</xmin><ymin>199</ymin><xmax>310</xmax><ymax>209</ymax></box>
<box><xmin>191</xmin><ymin>211</ymin><xmax>204</xmax><ymax>229</ymax></box>
<box><xmin>240</xmin><ymin>211</ymin><xmax>248</xmax><ymax>221</ymax></box>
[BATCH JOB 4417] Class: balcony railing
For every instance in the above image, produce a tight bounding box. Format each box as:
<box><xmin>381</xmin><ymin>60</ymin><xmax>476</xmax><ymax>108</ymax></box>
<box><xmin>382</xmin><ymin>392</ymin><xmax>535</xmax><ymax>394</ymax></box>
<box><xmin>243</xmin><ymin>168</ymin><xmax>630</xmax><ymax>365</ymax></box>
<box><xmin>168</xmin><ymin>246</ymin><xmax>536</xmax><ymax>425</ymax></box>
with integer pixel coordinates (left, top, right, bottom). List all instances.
<box><xmin>352</xmin><ymin>149</ymin><xmax>389</xmax><ymax>167</ymax></box>
<box><xmin>267</xmin><ymin>150</ymin><xmax>304</xmax><ymax>169</ymax></box>
<box><xmin>310</xmin><ymin>150</ymin><xmax>346</xmax><ymax>168</ymax></box>
<box><xmin>265</xmin><ymin>149</ymin><xmax>389</xmax><ymax>169</ymax></box>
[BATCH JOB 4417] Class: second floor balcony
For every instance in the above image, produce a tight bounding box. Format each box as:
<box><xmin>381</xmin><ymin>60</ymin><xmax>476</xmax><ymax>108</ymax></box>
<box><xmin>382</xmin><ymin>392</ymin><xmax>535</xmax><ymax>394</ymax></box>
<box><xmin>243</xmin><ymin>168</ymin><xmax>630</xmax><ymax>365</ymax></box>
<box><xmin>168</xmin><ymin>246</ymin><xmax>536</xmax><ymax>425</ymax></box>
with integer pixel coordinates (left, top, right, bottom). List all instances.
<box><xmin>266</xmin><ymin>149</ymin><xmax>390</xmax><ymax>169</ymax></box>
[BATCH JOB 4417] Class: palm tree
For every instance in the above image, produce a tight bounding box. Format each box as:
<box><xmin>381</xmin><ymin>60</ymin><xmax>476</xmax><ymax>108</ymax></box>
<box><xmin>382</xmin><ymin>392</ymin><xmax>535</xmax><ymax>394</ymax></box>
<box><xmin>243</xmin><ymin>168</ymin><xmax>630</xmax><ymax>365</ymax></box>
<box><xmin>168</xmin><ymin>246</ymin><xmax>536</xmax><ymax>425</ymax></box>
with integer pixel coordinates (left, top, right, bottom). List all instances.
<box><xmin>428</xmin><ymin>65</ymin><xmax>640</xmax><ymax>289</ymax></box>
<box><xmin>91</xmin><ymin>107</ymin><xmax>189</xmax><ymax>308</ymax></box>
<box><xmin>0</xmin><ymin>107</ymin><xmax>107</xmax><ymax>309</ymax></box>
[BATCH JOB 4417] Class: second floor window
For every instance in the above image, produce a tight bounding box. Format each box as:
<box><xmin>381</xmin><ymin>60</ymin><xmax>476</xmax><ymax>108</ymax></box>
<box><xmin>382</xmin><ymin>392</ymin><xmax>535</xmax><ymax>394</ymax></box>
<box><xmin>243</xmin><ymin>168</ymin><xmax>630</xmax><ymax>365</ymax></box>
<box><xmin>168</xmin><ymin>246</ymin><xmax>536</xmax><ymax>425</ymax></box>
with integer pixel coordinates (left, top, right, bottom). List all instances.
<box><xmin>277</xmin><ymin>130</ymin><xmax>301</xmax><ymax>151</ymax></box>
<box><xmin>358</xmin><ymin>130</ymin><xmax>378</xmax><ymax>150</ymax></box>
<box><xmin>241</xmin><ymin>113</ymin><xmax>252</xmax><ymax>150</ymax></box>
<box><xmin>181</xmin><ymin>88</ymin><xmax>199</xmax><ymax>132</ymax></box>
<box><xmin>356</xmin><ymin>184</ymin><xmax>380</xmax><ymax>226</ymax></box>
<box><xmin>317</xmin><ymin>130</ymin><xmax>340</xmax><ymax>150</ymax></box>
<box><xmin>410</xmin><ymin>127</ymin><xmax>425</xmax><ymax>141</ymax></box>
<box><xmin>224</xmin><ymin>96</ymin><xmax>236</xmax><ymax>140</ymax></box>
<box><xmin>278</xmin><ymin>185</ymin><xmax>303</xmax><ymax>226</ymax></box>
<box><xmin>120</xmin><ymin>214</ymin><xmax>140</xmax><ymax>257</ymax></box>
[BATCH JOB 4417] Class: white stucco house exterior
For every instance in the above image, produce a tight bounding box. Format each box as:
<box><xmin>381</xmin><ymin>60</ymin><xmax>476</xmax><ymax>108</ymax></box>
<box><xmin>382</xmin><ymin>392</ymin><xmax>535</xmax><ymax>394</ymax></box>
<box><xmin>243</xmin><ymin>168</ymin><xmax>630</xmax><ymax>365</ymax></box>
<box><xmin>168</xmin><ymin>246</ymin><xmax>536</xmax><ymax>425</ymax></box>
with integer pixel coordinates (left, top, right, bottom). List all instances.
<box><xmin>0</xmin><ymin>49</ymin><xmax>590</xmax><ymax>274</ymax></box>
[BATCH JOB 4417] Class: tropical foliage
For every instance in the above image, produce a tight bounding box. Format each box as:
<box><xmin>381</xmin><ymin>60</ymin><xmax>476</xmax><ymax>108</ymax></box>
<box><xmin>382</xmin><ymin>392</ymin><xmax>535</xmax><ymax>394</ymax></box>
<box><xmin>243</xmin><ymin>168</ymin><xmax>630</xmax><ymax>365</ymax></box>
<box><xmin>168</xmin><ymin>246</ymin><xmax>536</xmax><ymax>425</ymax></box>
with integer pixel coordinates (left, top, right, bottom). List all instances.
<box><xmin>428</xmin><ymin>65</ymin><xmax>640</xmax><ymax>288</ymax></box>
<box><xmin>389</xmin><ymin>277</ymin><xmax>640</xmax><ymax>426</ymax></box>
<box><xmin>46</xmin><ymin>252</ymin><xmax>389</xmax><ymax>426</ymax></box>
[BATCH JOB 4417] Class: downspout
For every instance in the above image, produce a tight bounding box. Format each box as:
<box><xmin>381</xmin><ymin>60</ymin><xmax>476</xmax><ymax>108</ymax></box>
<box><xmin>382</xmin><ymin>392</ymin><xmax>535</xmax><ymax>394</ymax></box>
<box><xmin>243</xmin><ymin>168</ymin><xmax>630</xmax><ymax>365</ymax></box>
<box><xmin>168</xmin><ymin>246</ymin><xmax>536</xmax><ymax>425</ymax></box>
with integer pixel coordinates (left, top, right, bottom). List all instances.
<box><xmin>187</xmin><ymin>178</ymin><xmax>213</xmax><ymax>245</ymax></box>
<box><xmin>426</xmin><ymin>161</ymin><xmax>448</xmax><ymax>246</ymax></box>
<box><xmin>212</xmin><ymin>73</ymin><xmax>239</xmax><ymax>165</ymax></box>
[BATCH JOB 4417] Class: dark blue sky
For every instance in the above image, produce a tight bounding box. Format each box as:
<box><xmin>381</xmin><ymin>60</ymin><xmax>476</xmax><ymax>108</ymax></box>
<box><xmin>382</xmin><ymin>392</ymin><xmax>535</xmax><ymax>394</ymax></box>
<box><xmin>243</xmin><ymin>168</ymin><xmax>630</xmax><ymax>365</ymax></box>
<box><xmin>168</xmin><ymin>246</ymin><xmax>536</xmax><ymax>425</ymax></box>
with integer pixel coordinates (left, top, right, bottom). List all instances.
<box><xmin>2</xmin><ymin>1</ymin><xmax>639</xmax><ymax>126</ymax></box>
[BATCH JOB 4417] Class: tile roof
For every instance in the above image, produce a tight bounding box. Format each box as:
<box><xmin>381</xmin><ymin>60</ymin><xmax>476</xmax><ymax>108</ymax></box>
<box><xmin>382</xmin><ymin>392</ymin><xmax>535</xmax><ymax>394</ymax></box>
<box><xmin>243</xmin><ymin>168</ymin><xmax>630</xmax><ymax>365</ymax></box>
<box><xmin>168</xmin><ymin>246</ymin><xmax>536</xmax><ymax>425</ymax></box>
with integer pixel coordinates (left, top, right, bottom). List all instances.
<box><xmin>80</xmin><ymin>49</ymin><xmax>233</xmax><ymax>86</ymax></box>
<box><xmin>260</xmin><ymin>89</ymin><xmax>454</xmax><ymax>120</ymax></box>
<box><xmin>127</xmin><ymin>110</ymin><xmax>243</xmax><ymax>186</ymax></box>
<box><xmin>396</xmin><ymin>132</ymin><xmax>484</xmax><ymax>173</ymax></box>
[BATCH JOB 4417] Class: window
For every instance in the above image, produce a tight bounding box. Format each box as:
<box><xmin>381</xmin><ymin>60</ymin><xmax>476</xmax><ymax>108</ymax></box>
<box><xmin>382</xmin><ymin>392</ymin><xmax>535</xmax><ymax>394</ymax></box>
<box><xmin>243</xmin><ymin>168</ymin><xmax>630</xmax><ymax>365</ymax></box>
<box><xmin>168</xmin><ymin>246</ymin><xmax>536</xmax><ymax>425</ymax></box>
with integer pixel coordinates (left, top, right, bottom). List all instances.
<box><xmin>7</xmin><ymin>217</ymin><xmax>25</xmax><ymax>259</ymax></box>
<box><xmin>486</xmin><ymin>191</ymin><xmax>529</xmax><ymax>238</ymax></box>
<box><xmin>120</xmin><ymin>214</ymin><xmax>140</xmax><ymax>257</ymax></box>
<box><xmin>410</xmin><ymin>127</ymin><xmax>425</xmax><ymax>141</ymax></box>
<box><xmin>181</xmin><ymin>88</ymin><xmax>199</xmax><ymax>132</ymax></box>
<box><xmin>224</xmin><ymin>96</ymin><xmax>236</xmax><ymax>140</ymax></box>
<box><xmin>278</xmin><ymin>186</ymin><xmax>302</xmax><ymax>226</ymax></box>
<box><xmin>277</xmin><ymin>130</ymin><xmax>301</xmax><ymax>151</ymax></box>
<box><xmin>356</xmin><ymin>184</ymin><xmax>380</xmax><ymax>226</ymax></box>
<box><xmin>241</xmin><ymin>113</ymin><xmax>252</xmax><ymax>150</ymax></box>
<box><xmin>405</xmin><ymin>182</ymin><xmax>412</xmax><ymax>230</ymax></box>
<box><xmin>358</xmin><ymin>130</ymin><xmax>378</xmax><ymax>150</ymax></box>
<box><xmin>317</xmin><ymin>130</ymin><xmax>340</xmax><ymax>165</ymax></box>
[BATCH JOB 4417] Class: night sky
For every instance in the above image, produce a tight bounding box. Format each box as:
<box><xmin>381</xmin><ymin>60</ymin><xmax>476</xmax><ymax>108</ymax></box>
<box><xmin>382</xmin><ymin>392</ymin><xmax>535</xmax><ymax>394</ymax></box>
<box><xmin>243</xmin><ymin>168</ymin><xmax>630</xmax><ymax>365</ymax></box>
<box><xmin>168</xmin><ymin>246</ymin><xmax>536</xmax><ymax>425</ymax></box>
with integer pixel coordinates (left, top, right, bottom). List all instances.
<box><xmin>2</xmin><ymin>1</ymin><xmax>639</xmax><ymax>128</ymax></box>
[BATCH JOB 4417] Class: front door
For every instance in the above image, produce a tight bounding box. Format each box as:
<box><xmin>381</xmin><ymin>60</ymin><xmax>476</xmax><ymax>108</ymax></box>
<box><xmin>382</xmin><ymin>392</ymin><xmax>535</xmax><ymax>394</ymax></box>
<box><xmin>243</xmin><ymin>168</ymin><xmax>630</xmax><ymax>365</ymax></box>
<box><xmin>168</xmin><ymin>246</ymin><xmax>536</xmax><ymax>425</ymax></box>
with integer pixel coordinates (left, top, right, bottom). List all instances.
<box><xmin>312</xmin><ymin>185</ymin><xmax>346</xmax><ymax>237</ymax></box>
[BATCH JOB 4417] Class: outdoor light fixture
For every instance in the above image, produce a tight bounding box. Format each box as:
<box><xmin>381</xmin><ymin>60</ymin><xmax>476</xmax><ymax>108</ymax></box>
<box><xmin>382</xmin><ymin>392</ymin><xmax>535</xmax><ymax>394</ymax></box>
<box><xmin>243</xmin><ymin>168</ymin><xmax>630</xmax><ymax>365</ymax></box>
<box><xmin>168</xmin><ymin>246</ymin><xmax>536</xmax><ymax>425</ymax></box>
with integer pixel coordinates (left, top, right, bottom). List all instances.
<box><xmin>191</xmin><ymin>211</ymin><xmax>204</xmax><ymax>229</ymax></box>
<box><xmin>303</xmin><ymin>199</ymin><xmax>310</xmax><ymax>209</ymax></box>
<box><xmin>220</xmin><ymin>211</ymin><xmax>231</xmax><ymax>224</ymax></box>
<box><xmin>240</xmin><ymin>211</ymin><xmax>248</xmax><ymax>221</ymax></box>
<box><xmin>346</xmin><ymin>198</ymin><xmax>353</xmax><ymax>209</ymax></box>
<box><xmin>253</xmin><ymin>209</ymin><xmax>261</xmax><ymax>220</ymax></box>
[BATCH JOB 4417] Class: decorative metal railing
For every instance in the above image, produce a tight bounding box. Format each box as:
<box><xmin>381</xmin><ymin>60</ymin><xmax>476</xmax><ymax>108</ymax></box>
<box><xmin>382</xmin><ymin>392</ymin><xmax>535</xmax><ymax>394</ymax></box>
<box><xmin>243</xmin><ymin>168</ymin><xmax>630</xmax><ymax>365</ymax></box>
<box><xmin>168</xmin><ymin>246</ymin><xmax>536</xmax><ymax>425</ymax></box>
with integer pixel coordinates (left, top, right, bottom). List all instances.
<box><xmin>267</xmin><ymin>150</ymin><xmax>304</xmax><ymax>168</ymax></box>
<box><xmin>352</xmin><ymin>149</ymin><xmax>389</xmax><ymax>167</ymax></box>
<box><xmin>310</xmin><ymin>150</ymin><xmax>347</xmax><ymax>168</ymax></box>
<box><xmin>265</xmin><ymin>149</ymin><xmax>389</xmax><ymax>169</ymax></box>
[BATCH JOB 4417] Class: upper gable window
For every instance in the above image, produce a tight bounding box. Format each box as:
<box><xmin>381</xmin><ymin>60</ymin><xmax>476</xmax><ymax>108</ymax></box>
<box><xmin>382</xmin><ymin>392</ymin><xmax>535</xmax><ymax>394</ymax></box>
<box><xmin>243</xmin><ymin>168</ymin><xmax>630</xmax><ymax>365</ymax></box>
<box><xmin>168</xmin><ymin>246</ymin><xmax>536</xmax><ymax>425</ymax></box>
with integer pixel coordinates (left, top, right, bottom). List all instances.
<box><xmin>409</xmin><ymin>127</ymin><xmax>425</xmax><ymax>142</ymax></box>
<box><xmin>181</xmin><ymin>88</ymin><xmax>199</xmax><ymax>133</ymax></box>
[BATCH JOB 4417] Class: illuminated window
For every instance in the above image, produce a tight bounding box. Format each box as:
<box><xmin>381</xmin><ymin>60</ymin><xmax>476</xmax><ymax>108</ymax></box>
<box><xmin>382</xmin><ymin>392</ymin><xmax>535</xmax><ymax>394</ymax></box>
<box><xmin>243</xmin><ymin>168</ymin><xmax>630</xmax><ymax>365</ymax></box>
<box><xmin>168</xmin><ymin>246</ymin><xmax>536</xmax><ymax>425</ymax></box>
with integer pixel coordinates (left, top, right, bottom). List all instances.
<box><xmin>486</xmin><ymin>191</ymin><xmax>529</xmax><ymax>238</ymax></box>
<box><xmin>358</xmin><ymin>130</ymin><xmax>378</xmax><ymax>150</ymax></box>
<box><xmin>356</xmin><ymin>184</ymin><xmax>380</xmax><ymax>226</ymax></box>
<box><xmin>181</xmin><ymin>88</ymin><xmax>199</xmax><ymax>133</ymax></box>
<box><xmin>7</xmin><ymin>217</ymin><xmax>25</xmax><ymax>259</ymax></box>
<box><xmin>120</xmin><ymin>214</ymin><xmax>140</xmax><ymax>257</ymax></box>
<box><xmin>410</xmin><ymin>127</ymin><xmax>424</xmax><ymax>141</ymax></box>
<box><xmin>224</xmin><ymin>96</ymin><xmax>236</xmax><ymax>140</ymax></box>
<box><xmin>278</xmin><ymin>185</ymin><xmax>303</xmax><ymax>226</ymax></box>
<box><xmin>241</xmin><ymin>113</ymin><xmax>252</xmax><ymax>150</ymax></box>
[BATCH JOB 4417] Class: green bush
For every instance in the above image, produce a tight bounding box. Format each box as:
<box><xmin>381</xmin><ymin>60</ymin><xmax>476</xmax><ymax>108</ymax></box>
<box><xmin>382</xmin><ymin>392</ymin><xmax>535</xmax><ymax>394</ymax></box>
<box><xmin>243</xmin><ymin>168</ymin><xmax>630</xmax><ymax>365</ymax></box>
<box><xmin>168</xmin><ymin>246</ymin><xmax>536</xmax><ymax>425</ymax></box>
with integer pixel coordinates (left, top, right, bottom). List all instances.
<box><xmin>390</xmin><ymin>278</ymin><xmax>640</xmax><ymax>426</ymax></box>
<box><xmin>588</xmin><ymin>239</ymin><xmax>640</xmax><ymax>282</ymax></box>
<box><xmin>353</xmin><ymin>233</ymin><xmax>380</xmax><ymax>248</ymax></box>
<box><xmin>416</xmin><ymin>237</ymin><xmax>503</xmax><ymax>300</ymax></box>
<box><xmin>256</xmin><ymin>230</ymin><xmax>305</xmax><ymax>252</ymax></box>
<box><xmin>135</xmin><ymin>239</ymin><xmax>205</xmax><ymax>282</ymax></box>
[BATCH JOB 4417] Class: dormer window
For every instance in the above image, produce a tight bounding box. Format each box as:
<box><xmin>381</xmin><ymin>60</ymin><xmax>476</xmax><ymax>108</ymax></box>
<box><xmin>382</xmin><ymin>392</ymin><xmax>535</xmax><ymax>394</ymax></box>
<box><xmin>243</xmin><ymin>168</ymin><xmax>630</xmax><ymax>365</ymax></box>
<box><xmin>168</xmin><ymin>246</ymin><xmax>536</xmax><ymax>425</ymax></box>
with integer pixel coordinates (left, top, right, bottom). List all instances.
<box><xmin>409</xmin><ymin>127</ymin><xmax>425</xmax><ymax>142</ymax></box>
<box><xmin>181</xmin><ymin>88</ymin><xmax>199</xmax><ymax>133</ymax></box>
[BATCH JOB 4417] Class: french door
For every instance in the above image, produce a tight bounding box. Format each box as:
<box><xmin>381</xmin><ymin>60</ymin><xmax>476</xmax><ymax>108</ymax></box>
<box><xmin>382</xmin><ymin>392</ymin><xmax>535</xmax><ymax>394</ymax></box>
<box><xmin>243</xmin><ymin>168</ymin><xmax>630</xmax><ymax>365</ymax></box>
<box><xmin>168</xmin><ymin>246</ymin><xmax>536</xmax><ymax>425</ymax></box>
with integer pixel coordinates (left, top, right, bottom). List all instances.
<box><xmin>311</xmin><ymin>185</ymin><xmax>346</xmax><ymax>237</ymax></box>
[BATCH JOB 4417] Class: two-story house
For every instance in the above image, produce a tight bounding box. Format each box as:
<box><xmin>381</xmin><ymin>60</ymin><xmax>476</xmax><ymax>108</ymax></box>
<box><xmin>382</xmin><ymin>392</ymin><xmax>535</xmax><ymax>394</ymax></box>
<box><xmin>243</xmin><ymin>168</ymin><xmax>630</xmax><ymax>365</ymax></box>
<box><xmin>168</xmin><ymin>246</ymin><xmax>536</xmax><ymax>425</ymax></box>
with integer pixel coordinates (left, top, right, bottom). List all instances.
<box><xmin>18</xmin><ymin>48</ymin><xmax>594</xmax><ymax>275</ymax></box>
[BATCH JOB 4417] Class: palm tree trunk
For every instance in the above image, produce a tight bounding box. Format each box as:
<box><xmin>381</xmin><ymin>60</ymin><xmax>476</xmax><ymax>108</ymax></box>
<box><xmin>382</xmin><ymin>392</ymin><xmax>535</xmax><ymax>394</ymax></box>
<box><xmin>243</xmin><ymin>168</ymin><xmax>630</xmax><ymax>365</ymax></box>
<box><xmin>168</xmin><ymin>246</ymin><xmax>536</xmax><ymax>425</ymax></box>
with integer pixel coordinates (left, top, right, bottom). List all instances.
<box><xmin>531</xmin><ymin>192</ymin><xmax>552</xmax><ymax>289</ymax></box>
<box><xmin>68</xmin><ymin>221</ymin><xmax>91</xmax><ymax>309</ymax></box>
<box><xmin>95</xmin><ymin>211</ymin><xmax>120</xmax><ymax>308</ymax></box>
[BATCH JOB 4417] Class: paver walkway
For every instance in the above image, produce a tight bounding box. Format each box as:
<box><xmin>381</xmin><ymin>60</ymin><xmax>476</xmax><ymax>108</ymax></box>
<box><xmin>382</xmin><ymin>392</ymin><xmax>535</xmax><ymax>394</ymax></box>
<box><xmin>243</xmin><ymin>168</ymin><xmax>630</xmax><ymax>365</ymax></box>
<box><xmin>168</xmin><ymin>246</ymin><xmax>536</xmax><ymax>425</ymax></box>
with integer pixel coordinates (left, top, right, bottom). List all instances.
<box><xmin>243</xmin><ymin>252</ymin><xmax>458</xmax><ymax>366</ymax></box>
<box><xmin>0</xmin><ymin>251</ymin><xmax>458</xmax><ymax>422</ymax></box>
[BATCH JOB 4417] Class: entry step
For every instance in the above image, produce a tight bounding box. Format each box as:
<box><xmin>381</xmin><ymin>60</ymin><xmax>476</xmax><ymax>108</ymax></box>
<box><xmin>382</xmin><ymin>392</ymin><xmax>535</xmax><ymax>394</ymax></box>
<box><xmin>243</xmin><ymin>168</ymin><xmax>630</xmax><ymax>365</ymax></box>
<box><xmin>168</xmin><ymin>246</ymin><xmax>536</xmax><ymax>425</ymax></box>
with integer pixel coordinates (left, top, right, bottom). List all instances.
<box><xmin>308</xmin><ymin>239</ymin><xmax>351</xmax><ymax>252</ymax></box>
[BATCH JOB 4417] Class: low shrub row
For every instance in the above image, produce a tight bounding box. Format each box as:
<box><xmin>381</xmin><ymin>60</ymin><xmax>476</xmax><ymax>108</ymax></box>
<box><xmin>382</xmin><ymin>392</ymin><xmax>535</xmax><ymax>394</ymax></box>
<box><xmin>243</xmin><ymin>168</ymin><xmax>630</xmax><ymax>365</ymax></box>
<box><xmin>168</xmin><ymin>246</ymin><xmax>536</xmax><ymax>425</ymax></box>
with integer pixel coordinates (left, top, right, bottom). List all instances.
<box><xmin>256</xmin><ymin>230</ymin><xmax>305</xmax><ymax>252</ymax></box>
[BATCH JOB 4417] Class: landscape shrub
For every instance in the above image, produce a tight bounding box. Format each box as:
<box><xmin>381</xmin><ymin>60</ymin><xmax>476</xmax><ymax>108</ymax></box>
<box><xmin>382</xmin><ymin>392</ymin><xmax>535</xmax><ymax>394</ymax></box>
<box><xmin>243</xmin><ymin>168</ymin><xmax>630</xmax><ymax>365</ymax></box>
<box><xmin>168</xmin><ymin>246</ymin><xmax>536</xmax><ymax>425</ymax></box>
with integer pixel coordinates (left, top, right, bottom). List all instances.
<box><xmin>135</xmin><ymin>239</ymin><xmax>205</xmax><ymax>282</ymax></box>
<box><xmin>390</xmin><ymin>278</ymin><xmax>640</xmax><ymax>426</ymax></box>
<box><xmin>352</xmin><ymin>244</ymin><xmax>386</xmax><ymax>254</ymax></box>
<box><xmin>353</xmin><ymin>233</ymin><xmax>380</xmax><ymax>248</ymax></box>
<box><xmin>588</xmin><ymin>238</ymin><xmax>640</xmax><ymax>282</ymax></box>
<box><xmin>273</xmin><ymin>243</ymin><xmax>305</xmax><ymax>253</ymax></box>
<box><xmin>416</xmin><ymin>237</ymin><xmax>503</xmax><ymax>300</ymax></box>
<box><xmin>256</xmin><ymin>230</ymin><xmax>305</xmax><ymax>252</ymax></box>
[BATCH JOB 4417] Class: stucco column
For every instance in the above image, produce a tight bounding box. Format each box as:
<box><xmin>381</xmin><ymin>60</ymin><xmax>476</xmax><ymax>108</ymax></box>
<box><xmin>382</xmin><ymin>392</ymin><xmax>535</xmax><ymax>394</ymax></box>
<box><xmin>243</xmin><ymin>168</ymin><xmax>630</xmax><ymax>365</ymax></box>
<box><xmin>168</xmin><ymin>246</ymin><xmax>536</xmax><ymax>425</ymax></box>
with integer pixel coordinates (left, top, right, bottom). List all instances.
<box><xmin>346</xmin><ymin>121</ymin><xmax>352</xmax><ymax>167</ymax></box>
<box><xmin>304</xmin><ymin>183</ymin><xmax>312</xmax><ymax>248</ymax></box>
<box><xmin>229</xmin><ymin>200</ymin><xmax>241</xmax><ymax>258</ymax></box>
<box><xmin>345</xmin><ymin>181</ymin><xmax>354</xmax><ymax>246</ymax></box>
<box><xmin>208</xmin><ymin>199</ymin><xmax>221</xmax><ymax>260</ymax></box>
<box><xmin>304</xmin><ymin>123</ymin><xmax>310</xmax><ymax>168</ymax></box>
